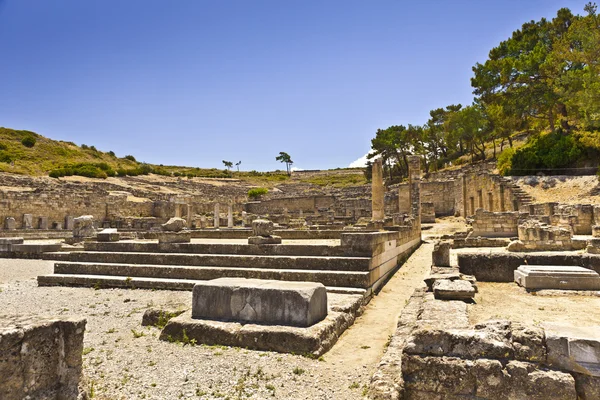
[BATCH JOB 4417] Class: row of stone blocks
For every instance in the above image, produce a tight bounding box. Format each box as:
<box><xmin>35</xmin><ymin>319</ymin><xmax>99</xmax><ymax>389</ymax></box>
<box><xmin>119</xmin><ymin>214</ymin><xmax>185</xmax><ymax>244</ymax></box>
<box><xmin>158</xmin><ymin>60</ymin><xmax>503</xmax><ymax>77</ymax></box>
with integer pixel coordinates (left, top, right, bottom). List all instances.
<box><xmin>3</xmin><ymin>215</ymin><xmax>75</xmax><ymax>230</ymax></box>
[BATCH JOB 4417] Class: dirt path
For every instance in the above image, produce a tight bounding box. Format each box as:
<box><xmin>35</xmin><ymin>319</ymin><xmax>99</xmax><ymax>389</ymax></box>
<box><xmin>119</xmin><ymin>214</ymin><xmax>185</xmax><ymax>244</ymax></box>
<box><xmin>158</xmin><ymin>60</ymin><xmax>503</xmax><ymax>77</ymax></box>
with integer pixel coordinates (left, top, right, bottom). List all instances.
<box><xmin>325</xmin><ymin>241</ymin><xmax>433</xmax><ymax>375</ymax></box>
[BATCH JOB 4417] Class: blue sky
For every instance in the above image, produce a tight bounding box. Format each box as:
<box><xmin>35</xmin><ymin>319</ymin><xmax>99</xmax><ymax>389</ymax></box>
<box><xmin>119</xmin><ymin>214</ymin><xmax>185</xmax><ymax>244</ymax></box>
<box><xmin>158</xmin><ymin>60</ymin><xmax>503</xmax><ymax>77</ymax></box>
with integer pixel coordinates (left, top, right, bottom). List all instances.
<box><xmin>0</xmin><ymin>0</ymin><xmax>587</xmax><ymax>171</ymax></box>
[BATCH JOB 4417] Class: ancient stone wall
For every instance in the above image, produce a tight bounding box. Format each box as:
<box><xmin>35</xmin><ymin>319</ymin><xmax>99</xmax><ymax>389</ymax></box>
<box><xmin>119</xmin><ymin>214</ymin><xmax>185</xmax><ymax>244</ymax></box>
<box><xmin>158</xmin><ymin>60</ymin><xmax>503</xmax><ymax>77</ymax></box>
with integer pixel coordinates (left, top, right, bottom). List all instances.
<box><xmin>462</xmin><ymin>173</ymin><xmax>516</xmax><ymax>216</ymax></box>
<box><xmin>470</xmin><ymin>209</ymin><xmax>519</xmax><ymax>237</ymax></box>
<box><xmin>0</xmin><ymin>316</ymin><xmax>86</xmax><ymax>400</ymax></box>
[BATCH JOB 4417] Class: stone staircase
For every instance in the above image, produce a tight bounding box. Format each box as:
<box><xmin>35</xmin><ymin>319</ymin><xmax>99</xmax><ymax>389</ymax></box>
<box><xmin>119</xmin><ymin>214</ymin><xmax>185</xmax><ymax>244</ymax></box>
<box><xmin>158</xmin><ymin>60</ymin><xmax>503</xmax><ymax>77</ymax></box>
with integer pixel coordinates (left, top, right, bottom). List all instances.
<box><xmin>37</xmin><ymin>241</ymin><xmax>372</xmax><ymax>295</ymax></box>
<box><xmin>499</xmin><ymin>177</ymin><xmax>534</xmax><ymax>209</ymax></box>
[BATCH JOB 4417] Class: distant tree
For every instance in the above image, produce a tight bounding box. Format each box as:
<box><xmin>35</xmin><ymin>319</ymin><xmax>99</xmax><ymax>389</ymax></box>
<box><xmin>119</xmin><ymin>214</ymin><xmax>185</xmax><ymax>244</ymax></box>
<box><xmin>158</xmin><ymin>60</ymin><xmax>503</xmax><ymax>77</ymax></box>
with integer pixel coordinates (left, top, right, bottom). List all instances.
<box><xmin>124</xmin><ymin>155</ymin><xmax>136</xmax><ymax>162</ymax></box>
<box><xmin>222</xmin><ymin>160</ymin><xmax>233</xmax><ymax>171</ymax></box>
<box><xmin>276</xmin><ymin>152</ymin><xmax>293</xmax><ymax>176</ymax></box>
<box><xmin>21</xmin><ymin>135</ymin><xmax>36</xmax><ymax>148</ymax></box>
<box><xmin>235</xmin><ymin>161</ymin><xmax>242</xmax><ymax>172</ymax></box>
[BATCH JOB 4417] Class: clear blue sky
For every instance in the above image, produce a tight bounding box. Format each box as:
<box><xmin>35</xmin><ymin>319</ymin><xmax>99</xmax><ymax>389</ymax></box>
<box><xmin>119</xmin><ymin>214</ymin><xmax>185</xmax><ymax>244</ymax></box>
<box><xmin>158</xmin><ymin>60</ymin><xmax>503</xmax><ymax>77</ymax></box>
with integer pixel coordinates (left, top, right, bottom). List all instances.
<box><xmin>0</xmin><ymin>0</ymin><xmax>587</xmax><ymax>171</ymax></box>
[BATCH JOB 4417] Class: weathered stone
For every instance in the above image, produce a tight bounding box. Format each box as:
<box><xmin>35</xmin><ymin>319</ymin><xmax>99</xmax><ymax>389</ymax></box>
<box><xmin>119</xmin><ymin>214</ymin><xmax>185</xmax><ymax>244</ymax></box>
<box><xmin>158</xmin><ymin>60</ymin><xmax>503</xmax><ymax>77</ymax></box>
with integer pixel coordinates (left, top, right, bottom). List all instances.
<box><xmin>97</xmin><ymin>228</ymin><xmax>120</xmax><ymax>242</ymax></box>
<box><xmin>545</xmin><ymin>323</ymin><xmax>600</xmax><ymax>377</ymax></box>
<box><xmin>38</xmin><ymin>216</ymin><xmax>48</xmax><ymax>230</ymax></box>
<box><xmin>248</xmin><ymin>235</ymin><xmax>282</xmax><ymax>245</ymax></box>
<box><xmin>141</xmin><ymin>307</ymin><xmax>186</xmax><ymax>327</ymax></box>
<box><xmin>161</xmin><ymin>217</ymin><xmax>186</xmax><ymax>232</ymax></box>
<box><xmin>214</xmin><ymin>203</ymin><xmax>220</xmax><ymax>228</ymax></box>
<box><xmin>4</xmin><ymin>217</ymin><xmax>16</xmax><ymax>230</ymax></box>
<box><xmin>0</xmin><ymin>315</ymin><xmax>86</xmax><ymax>400</ymax></box>
<box><xmin>22</xmin><ymin>214</ymin><xmax>33</xmax><ymax>229</ymax></box>
<box><xmin>593</xmin><ymin>225</ymin><xmax>600</xmax><ymax>238</ymax></box>
<box><xmin>64</xmin><ymin>215</ymin><xmax>74</xmax><ymax>230</ymax></box>
<box><xmin>73</xmin><ymin>215</ymin><xmax>96</xmax><ymax>238</ymax></box>
<box><xmin>192</xmin><ymin>278</ymin><xmax>327</xmax><ymax>327</ymax></box>
<box><xmin>0</xmin><ymin>237</ymin><xmax>24</xmax><ymax>252</ymax></box>
<box><xmin>432</xmin><ymin>279</ymin><xmax>476</xmax><ymax>300</ymax></box>
<box><xmin>227</xmin><ymin>204</ymin><xmax>234</xmax><ymax>228</ymax></box>
<box><xmin>252</xmin><ymin>219</ymin><xmax>274</xmax><ymax>237</ymax></box>
<box><xmin>574</xmin><ymin>373</ymin><xmax>600</xmax><ymax>400</ymax></box>
<box><xmin>514</xmin><ymin>265</ymin><xmax>600</xmax><ymax>290</ymax></box>
<box><xmin>432</xmin><ymin>240</ymin><xmax>451</xmax><ymax>267</ymax></box>
<box><xmin>372</xmin><ymin>158</ymin><xmax>384</xmax><ymax>221</ymax></box>
<box><xmin>157</xmin><ymin>231</ymin><xmax>191</xmax><ymax>244</ymax></box>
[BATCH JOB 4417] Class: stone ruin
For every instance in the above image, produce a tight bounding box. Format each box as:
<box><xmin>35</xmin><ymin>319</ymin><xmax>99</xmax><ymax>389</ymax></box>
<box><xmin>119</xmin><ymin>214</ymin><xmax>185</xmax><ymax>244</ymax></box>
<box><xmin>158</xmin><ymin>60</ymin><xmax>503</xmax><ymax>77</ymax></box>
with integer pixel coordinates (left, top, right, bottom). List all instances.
<box><xmin>508</xmin><ymin>220</ymin><xmax>576</xmax><ymax>252</ymax></box>
<box><xmin>248</xmin><ymin>218</ymin><xmax>282</xmax><ymax>245</ymax></box>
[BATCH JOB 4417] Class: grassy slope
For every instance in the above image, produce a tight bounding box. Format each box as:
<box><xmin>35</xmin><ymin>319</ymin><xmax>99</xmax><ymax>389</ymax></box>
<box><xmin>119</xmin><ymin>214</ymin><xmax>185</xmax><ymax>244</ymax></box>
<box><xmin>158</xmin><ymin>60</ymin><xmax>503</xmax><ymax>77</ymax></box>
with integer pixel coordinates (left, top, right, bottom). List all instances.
<box><xmin>0</xmin><ymin>127</ymin><xmax>367</xmax><ymax>188</ymax></box>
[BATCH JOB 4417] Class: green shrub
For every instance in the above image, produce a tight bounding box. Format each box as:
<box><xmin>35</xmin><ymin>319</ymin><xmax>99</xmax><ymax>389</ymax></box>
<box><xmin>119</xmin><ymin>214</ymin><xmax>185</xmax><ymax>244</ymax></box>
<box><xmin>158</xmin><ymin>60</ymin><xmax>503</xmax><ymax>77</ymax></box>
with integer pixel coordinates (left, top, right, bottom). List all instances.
<box><xmin>0</xmin><ymin>143</ymin><xmax>7</xmax><ymax>151</ymax></box>
<box><xmin>108</xmin><ymin>151</ymin><xmax>116</xmax><ymax>157</ymax></box>
<box><xmin>21</xmin><ymin>135</ymin><xmax>36</xmax><ymax>148</ymax></box>
<box><xmin>497</xmin><ymin>147</ymin><xmax>516</xmax><ymax>175</ymax></box>
<box><xmin>81</xmin><ymin>144</ymin><xmax>89</xmax><ymax>149</ymax></box>
<box><xmin>248</xmin><ymin>187</ymin><xmax>268</xmax><ymax>199</ymax></box>
<box><xmin>124</xmin><ymin>155</ymin><xmax>136</xmax><ymax>162</ymax></box>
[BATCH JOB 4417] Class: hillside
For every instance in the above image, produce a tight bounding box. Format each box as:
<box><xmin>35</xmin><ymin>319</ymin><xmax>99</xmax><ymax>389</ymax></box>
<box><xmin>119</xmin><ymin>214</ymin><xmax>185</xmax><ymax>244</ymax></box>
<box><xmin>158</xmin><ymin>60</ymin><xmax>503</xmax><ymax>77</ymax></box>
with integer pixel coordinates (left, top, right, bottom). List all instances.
<box><xmin>0</xmin><ymin>127</ymin><xmax>367</xmax><ymax>188</ymax></box>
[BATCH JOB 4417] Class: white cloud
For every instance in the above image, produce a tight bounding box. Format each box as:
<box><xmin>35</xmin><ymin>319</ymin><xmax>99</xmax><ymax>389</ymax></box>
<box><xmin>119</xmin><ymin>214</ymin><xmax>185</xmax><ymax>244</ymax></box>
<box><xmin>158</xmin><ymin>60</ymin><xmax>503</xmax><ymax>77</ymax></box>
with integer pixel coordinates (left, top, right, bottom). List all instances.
<box><xmin>291</xmin><ymin>167</ymin><xmax>304</xmax><ymax>172</ymax></box>
<box><xmin>348</xmin><ymin>153</ymin><xmax>378</xmax><ymax>168</ymax></box>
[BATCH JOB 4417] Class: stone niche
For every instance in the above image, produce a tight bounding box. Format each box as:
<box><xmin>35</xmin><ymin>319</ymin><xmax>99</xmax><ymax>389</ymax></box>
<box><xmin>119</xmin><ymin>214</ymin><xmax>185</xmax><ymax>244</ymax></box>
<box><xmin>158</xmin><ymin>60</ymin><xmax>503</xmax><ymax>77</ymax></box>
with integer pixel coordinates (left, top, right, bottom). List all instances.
<box><xmin>0</xmin><ymin>316</ymin><xmax>86</xmax><ymax>400</ymax></box>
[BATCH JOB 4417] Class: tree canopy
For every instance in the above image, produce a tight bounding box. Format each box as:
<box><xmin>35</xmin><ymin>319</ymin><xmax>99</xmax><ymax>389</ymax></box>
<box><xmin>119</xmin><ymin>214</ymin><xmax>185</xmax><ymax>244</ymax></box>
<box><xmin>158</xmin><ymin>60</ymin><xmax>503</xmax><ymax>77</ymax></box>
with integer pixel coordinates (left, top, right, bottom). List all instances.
<box><xmin>367</xmin><ymin>3</ymin><xmax>600</xmax><ymax>178</ymax></box>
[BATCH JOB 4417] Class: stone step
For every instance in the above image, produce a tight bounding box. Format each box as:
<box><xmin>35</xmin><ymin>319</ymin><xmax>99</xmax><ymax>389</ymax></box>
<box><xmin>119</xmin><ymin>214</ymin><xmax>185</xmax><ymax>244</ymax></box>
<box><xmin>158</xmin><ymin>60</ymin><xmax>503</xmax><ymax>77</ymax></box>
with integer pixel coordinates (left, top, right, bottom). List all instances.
<box><xmin>83</xmin><ymin>242</ymin><xmax>354</xmax><ymax>257</ymax></box>
<box><xmin>64</xmin><ymin>251</ymin><xmax>371</xmax><ymax>271</ymax></box>
<box><xmin>49</xmin><ymin>262</ymin><xmax>372</xmax><ymax>288</ymax></box>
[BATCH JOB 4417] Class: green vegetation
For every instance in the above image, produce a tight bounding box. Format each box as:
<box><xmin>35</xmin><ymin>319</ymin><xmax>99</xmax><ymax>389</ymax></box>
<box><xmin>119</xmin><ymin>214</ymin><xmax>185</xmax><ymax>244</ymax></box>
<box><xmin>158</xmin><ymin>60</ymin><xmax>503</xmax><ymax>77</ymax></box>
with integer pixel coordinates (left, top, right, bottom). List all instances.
<box><xmin>248</xmin><ymin>187</ymin><xmax>268</xmax><ymax>199</ymax></box>
<box><xmin>368</xmin><ymin>3</ymin><xmax>600</xmax><ymax>178</ymax></box>
<box><xmin>21</xmin><ymin>134</ymin><xmax>36</xmax><ymax>148</ymax></box>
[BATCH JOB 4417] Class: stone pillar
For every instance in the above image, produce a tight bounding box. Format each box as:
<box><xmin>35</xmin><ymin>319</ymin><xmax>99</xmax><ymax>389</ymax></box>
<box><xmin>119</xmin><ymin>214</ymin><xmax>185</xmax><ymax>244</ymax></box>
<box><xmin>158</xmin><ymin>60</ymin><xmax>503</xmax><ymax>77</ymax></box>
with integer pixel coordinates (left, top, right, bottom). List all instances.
<box><xmin>38</xmin><ymin>216</ymin><xmax>48</xmax><ymax>230</ymax></box>
<box><xmin>241</xmin><ymin>211</ymin><xmax>247</xmax><ymax>227</ymax></box>
<box><xmin>64</xmin><ymin>216</ymin><xmax>74</xmax><ymax>230</ymax></box>
<box><xmin>214</xmin><ymin>203</ymin><xmax>220</xmax><ymax>228</ymax></box>
<box><xmin>199</xmin><ymin>215</ymin><xmax>206</xmax><ymax>229</ymax></box>
<box><xmin>186</xmin><ymin>205</ymin><xmax>193</xmax><ymax>229</ymax></box>
<box><xmin>23</xmin><ymin>214</ymin><xmax>33</xmax><ymax>229</ymax></box>
<box><xmin>408</xmin><ymin>155</ymin><xmax>421</xmax><ymax>226</ymax></box>
<box><xmin>371</xmin><ymin>158</ymin><xmax>384</xmax><ymax>221</ymax></box>
<box><xmin>227</xmin><ymin>204</ymin><xmax>234</xmax><ymax>228</ymax></box>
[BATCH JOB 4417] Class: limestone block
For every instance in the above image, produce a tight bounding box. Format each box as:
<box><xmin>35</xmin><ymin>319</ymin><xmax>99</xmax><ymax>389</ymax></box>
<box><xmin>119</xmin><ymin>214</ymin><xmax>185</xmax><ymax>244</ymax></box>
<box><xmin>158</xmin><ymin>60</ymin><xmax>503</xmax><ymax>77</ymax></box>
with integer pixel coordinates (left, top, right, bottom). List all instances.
<box><xmin>4</xmin><ymin>217</ymin><xmax>16</xmax><ymax>230</ymax></box>
<box><xmin>545</xmin><ymin>323</ymin><xmax>600</xmax><ymax>377</ymax></box>
<box><xmin>432</xmin><ymin>279</ymin><xmax>476</xmax><ymax>301</ymax></box>
<box><xmin>252</xmin><ymin>219</ymin><xmax>274</xmax><ymax>236</ymax></box>
<box><xmin>64</xmin><ymin>215</ymin><xmax>74</xmax><ymax>230</ymax></box>
<box><xmin>157</xmin><ymin>231</ymin><xmax>191</xmax><ymax>244</ymax></box>
<box><xmin>248</xmin><ymin>235</ymin><xmax>282</xmax><ymax>245</ymax></box>
<box><xmin>593</xmin><ymin>225</ymin><xmax>600</xmax><ymax>238</ymax></box>
<box><xmin>23</xmin><ymin>214</ymin><xmax>33</xmax><ymax>229</ymax></box>
<box><xmin>73</xmin><ymin>215</ymin><xmax>96</xmax><ymax>238</ymax></box>
<box><xmin>192</xmin><ymin>278</ymin><xmax>327</xmax><ymax>327</ymax></box>
<box><xmin>38</xmin><ymin>216</ymin><xmax>48</xmax><ymax>230</ymax></box>
<box><xmin>514</xmin><ymin>265</ymin><xmax>600</xmax><ymax>290</ymax></box>
<box><xmin>432</xmin><ymin>240</ymin><xmax>452</xmax><ymax>267</ymax></box>
<box><xmin>0</xmin><ymin>315</ymin><xmax>86</xmax><ymax>400</ymax></box>
<box><xmin>0</xmin><ymin>237</ymin><xmax>24</xmax><ymax>252</ymax></box>
<box><xmin>97</xmin><ymin>228</ymin><xmax>120</xmax><ymax>242</ymax></box>
<box><xmin>161</xmin><ymin>217</ymin><xmax>186</xmax><ymax>232</ymax></box>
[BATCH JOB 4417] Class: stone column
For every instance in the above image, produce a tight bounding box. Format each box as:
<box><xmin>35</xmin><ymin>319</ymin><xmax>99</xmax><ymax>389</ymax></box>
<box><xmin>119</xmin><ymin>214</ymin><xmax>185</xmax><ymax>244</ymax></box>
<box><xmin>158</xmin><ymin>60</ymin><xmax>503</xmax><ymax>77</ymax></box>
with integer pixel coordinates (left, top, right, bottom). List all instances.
<box><xmin>199</xmin><ymin>215</ymin><xmax>206</xmax><ymax>229</ymax></box>
<box><xmin>5</xmin><ymin>217</ymin><xmax>16</xmax><ymax>230</ymax></box>
<box><xmin>408</xmin><ymin>155</ymin><xmax>421</xmax><ymax>226</ymax></box>
<box><xmin>186</xmin><ymin>205</ymin><xmax>193</xmax><ymax>229</ymax></box>
<box><xmin>227</xmin><ymin>204</ymin><xmax>234</xmax><ymax>228</ymax></box>
<box><xmin>214</xmin><ymin>203</ymin><xmax>220</xmax><ymax>228</ymax></box>
<box><xmin>371</xmin><ymin>158</ymin><xmax>384</xmax><ymax>221</ymax></box>
<box><xmin>38</xmin><ymin>216</ymin><xmax>48</xmax><ymax>230</ymax></box>
<box><xmin>64</xmin><ymin>216</ymin><xmax>74</xmax><ymax>230</ymax></box>
<box><xmin>23</xmin><ymin>214</ymin><xmax>33</xmax><ymax>229</ymax></box>
<box><xmin>241</xmin><ymin>211</ymin><xmax>247</xmax><ymax>227</ymax></box>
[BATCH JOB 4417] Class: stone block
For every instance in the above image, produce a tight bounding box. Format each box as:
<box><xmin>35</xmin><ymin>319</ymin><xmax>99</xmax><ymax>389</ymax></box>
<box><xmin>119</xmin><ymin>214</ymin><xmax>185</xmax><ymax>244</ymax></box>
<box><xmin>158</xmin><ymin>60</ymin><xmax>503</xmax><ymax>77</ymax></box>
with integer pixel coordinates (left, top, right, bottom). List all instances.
<box><xmin>4</xmin><ymin>217</ymin><xmax>16</xmax><ymax>230</ymax></box>
<box><xmin>514</xmin><ymin>265</ymin><xmax>600</xmax><ymax>290</ymax></box>
<box><xmin>192</xmin><ymin>278</ymin><xmax>327</xmax><ymax>327</ymax></box>
<box><xmin>161</xmin><ymin>217</ymin><xmax>186</xmax><ymax>232</ymax></box>
<box><xmin>0</xmin><ymin>315</ymin><xmax>86</xmax><ymax>400</ymax></box>
<box><xmin>432</xmin><ymin>240</ymin><xmax>451</xmax><ymax>267</ymax></box>
<box><xmin>248</xmin><ymin>235</ymin><xmax>282</xmax><ymax>245</ymax></box>
<box><xmin>64</xmin><ymin>215</ymin><xmax>74</xmax><ymax>230</ymax></box>
<box><xmin>252</xmin><ymin>219</ymin><xmax>274</xmax><ymax>236</ymax></box>
<box><xmin>38</xmin><ymin>216</ymin><xmax>48</xmax><ymax>230</ymax></box>
<box><xmin>73</xmin><ymin>215</ymin><xmax>96</xmax><ymax>238</ymax></box>
<box><xmin>23</xmin><ymin>214</ymin><xmax>33</xmax><ymax>229</ymax></box>
<box><xmin>545</xmin><ymin>323</ymin><xmax>600</xmax><ymax>377</ymax></box>
<box><xmin>432</xmin><ymin>279</ymin><xmax>476</xmax><ymax>301</ymax></box>
<box><xmin>97</xmin><ymin>228</ymin><xmax>120</xmax><ymax>242</ymax></box>
<box><xmin>11</xmin><ymin>243</ymin><xmax>62</xmax><ymax>253</ymax></box>
<box><xmin>157</xmin><ymin>231</ymin><xmax>191</xmax><ymax>244</ymax></box>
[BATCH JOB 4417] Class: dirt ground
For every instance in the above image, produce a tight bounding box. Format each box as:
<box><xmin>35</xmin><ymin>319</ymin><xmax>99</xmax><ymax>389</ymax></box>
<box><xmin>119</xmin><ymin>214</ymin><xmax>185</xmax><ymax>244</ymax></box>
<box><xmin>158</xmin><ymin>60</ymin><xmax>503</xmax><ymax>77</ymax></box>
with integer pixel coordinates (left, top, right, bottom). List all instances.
<box><xmin>515</xmin><ymin>175</ymin><xmax>600</xmax><ymax>204</ymax></box>
<box><xmin>469</xmin><ymin>282</ymin><xmax>600</xmax><ymax>327</ymax></box>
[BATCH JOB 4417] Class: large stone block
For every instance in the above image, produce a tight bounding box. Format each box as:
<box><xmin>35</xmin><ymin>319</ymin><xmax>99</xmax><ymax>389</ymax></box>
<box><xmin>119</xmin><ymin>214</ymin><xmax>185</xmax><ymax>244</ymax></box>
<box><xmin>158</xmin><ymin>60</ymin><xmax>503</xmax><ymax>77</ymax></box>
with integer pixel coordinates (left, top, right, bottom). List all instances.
<box><xmin>432</xmin><ymin>279</ymin><xmax>476</xmax><ymax>301</ymax></box>
<box><xmin>97</xmin><ymin>228</ymin><xmax>120</xmax><ymax>242</ymax></box>
<box><xmin>161</xmin><ymin>217</ymin><xmax>187</xmax><ymax>232</ymax></box>
<box><xmin>23</xmin><ymin>214</ymin><xmax>33</xmax><ymax>229</ymax></box>
<box><xmin>514</xmin><ymin>265</ymin><xmax>600</xmax><ymax>290</ymax></box>
<box><xmin>4</xmin><ymin>217</ymin><xmax>16</xmax><ymax>230</ymax></box>
<box><xmin>157</xmin><ymin>231</ymin><xmax>191</xmax><ymax>244</ymax></box>
<box><xmin>432</xmin><ymin>240</ymin><xmax>451</xmax><ymax>267</ymax></box>
<box><xmin>545</xmin><ymin>323</ymin><xmax>600</xmax><ymax>377</ymax></box>
<box><xmin>0</xmin><ymin>316</ymin><xmax>86</xmax><ymax>400</ymax></box>
<box><xmin>192</xmin><ymin>278</ymin><xmax>327</xmax><ymax>327</ymax></box>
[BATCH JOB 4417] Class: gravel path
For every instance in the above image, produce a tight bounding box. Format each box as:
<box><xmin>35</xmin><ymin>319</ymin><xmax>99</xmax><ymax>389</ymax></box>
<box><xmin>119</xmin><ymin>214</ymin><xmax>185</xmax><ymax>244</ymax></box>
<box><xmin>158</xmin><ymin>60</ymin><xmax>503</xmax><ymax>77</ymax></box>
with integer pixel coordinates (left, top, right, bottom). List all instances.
<box><xmin>0</xmin><ymin>240</ymin><xmax>433</xmax><ymax>399</ymax></box>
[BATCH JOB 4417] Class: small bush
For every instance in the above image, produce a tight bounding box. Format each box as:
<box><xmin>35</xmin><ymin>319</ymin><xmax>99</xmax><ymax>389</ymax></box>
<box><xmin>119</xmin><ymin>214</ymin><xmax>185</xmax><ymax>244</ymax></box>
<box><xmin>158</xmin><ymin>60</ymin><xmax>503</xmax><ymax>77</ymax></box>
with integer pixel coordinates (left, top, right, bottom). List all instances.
<box><xmin>0</xmin><ymin>143</ymin><xmax>7</xmax><ymax>151</ymax></box>
<box><xmin>21</xmin><ymin>135</ymin><xmax>36</xmax><ymax>148</ymax></box>
<box><xmin>107</xmin><ymin>151</ymin><xmax>116</xmax><ymax>157</ymax></box>
<box><xmin>248</xmin><ymin>187</ymin><xmax>268</xmax><ymax>199</ymax></box>
<box><xmin>124</xmin><ymin>155</ymin><xmax>136</xmax><ymax>162</ymax></box>
<box><xmin>81</xmin><ymin>144</ymin><xmax>89</xmax><ymax>150</ymax></box>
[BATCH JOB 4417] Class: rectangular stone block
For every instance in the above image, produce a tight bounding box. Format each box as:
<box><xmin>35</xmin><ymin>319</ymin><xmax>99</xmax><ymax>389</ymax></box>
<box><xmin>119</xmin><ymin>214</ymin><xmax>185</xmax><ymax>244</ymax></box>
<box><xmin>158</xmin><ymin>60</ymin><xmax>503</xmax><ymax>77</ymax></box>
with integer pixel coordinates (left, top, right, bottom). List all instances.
<box><xmin>97</xmin><ymin>228</ymin><xmax>120</xmax><ymax>242</ymax></box>
<box><xmin>64</xmin><ymin>216</ymin><xmax>74</xmax><ymax>230</ymax></box>
<box><xmin>157</xmin><ymin>231</ymin><xmax>191</xmax><ymax>244</ymax></box>
<box><xmin>192</xmin><ymin>278</ymin><xmax>327</xmax><ymax>327</ymax></box>
<box><xmin>23</xmin><ymin>214</ymin><xmax>33</xmax><ymax>229</ymax></box>
<box><xmin>514</xmin><ymin>265</ymin><xmax>600</xmax><ymax>290</ymax></box>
